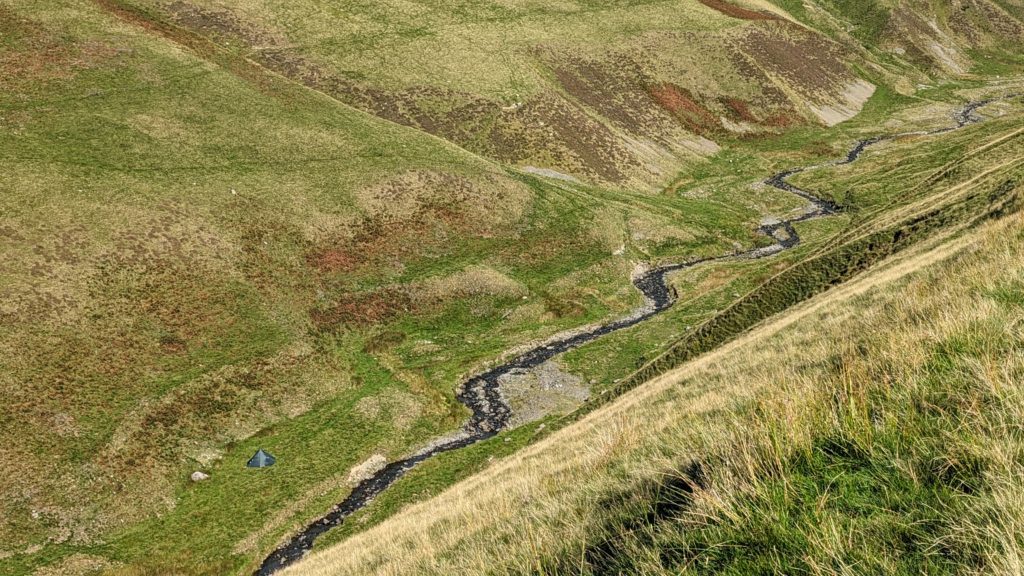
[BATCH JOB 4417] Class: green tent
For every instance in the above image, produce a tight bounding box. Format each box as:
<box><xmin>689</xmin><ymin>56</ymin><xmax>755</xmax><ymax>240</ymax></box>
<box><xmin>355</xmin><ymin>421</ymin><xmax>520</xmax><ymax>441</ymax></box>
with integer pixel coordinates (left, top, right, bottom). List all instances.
<box><xmin>246</xmin><ymin>449</ymin><xmax>276</xmax><ymax>468</ymax></box>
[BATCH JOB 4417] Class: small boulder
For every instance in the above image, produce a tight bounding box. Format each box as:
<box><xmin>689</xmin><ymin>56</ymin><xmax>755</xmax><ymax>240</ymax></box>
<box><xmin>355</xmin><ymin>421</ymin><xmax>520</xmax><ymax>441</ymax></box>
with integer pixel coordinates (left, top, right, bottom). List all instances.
<box><xmin>348</xmin><ymin>454</ymin><xmax>388</xmax><ymax>486</ymax></box>
<box><xmin>191</xmin><ymin>471</ymin><xmax>210</xmax><ymax>482</ymax></box>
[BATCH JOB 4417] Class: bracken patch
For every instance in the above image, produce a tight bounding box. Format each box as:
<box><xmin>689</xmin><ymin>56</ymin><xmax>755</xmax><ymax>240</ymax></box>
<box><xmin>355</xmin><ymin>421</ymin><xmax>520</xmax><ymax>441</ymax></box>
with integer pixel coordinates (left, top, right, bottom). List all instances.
<box><xmin>649</xmin><ymin>83</ymin><xmax>722</xmax><ymax>136</ymax></box>
<box><xmin>309</xmin><ymin>248</ymin><xmax>359</xmax><ymax>274</ymax></box>
<box><xmin>311</xmin><ymin>287</ymin><xmax>414</xmax><ymax>330</ymax></box>
<box><xmin>721</xmin><ymin>96</ymin><xmax>759</xmax><ymax>124</ymax></box>
<box><xmin>0</xmin><ymin>8</ymin><xmax>120</xmax><ymax>91</ymax></box>
<box><xmin>698</xmin><ymin>0</ymin><xmax>782</xmax><ymax>21</ymax></box>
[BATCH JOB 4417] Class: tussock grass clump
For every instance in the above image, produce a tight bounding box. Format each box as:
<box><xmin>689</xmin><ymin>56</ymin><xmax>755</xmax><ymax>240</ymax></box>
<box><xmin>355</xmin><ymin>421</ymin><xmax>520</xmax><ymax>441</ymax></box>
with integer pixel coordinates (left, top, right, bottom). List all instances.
<box><xmin>287</xmin><ymin>211</ymin><xmax>1024</xmax><ymax>576</ymax></box>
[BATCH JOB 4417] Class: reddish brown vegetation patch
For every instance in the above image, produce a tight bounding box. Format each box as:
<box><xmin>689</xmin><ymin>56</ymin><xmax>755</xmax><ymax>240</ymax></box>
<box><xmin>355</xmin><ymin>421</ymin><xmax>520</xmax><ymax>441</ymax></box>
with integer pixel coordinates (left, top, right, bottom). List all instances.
<box><xmin>648</xmin><ymin>83</ymin><xmax>721</xmax><ymax>136</ymax></box>
<box><xmin>311</xmin><ymin>287</ymin><xmax>413</xmax><ymax>330</ymax></box>
<box><xmin>718</xmin><ymin>96</ymin><xmax>802</xmax><ymax>130</ymax></box>
<box><xmin>309</xmin><ymin>205</ymin><xmax>464</xmax><ymax>278</ymax></box>
<box><xmin>698</xmin><ymin>0</ymin><xmax>782</xmax><ymax>21</ymax></box>
<box><xmin>309</xmin><ymin>248</ymin><xmax>359</xmax><ymax>273</ymax></box>
<box><xmin>721</xmin><ymin>97</ymin><xmax>759</xmax><ymax>123</ymax></box>
<box><xmin>545</xmin><ymin>50</ymin><xmax>711</xmax><ymax>151</ymax></box>
<box><xmin>760</xmin><ymin>111</ymin><xmax>801</xmax><ymax>128</ymax></box>
<box><xmin>0</xmin><ymin>6</ymin><xmax>121</xmax><ymax>90</ymax></box>
<box><xmin>308</xmin><ymin>169</ymin><xmax>528</xmax><ymax>285</ymax></box>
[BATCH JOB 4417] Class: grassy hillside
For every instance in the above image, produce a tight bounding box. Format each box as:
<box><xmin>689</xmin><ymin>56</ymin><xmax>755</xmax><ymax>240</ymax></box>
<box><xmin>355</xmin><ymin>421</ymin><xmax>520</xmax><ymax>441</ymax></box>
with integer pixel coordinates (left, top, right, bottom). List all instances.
<box><xmin>284</xmin><ymin>183</ymin><xmax>1024</xmax><ymax>576</ymax></box>
<box><xmin>769</xmin><ymin>0</ymin><xmax>1024</xmax><ymax>69</ymax></box>
<box><xmin>104</xmin><ymin>0</ymin><xmax>862</xmax><ymax>189</ymax></box>
<box><xmin>98</xmin><ymin>0</ymin><xmax>1024</xmax><ymax>189</ymax></box>
<box><xmin>2</xmin><ymin>0</ymin><xmax>1024</xmax><ymax>574</ymax></box>
<box><xmin>0</xmin><ymin>1</ymin><xmax>533</xmax><ymax>572</ymax></box>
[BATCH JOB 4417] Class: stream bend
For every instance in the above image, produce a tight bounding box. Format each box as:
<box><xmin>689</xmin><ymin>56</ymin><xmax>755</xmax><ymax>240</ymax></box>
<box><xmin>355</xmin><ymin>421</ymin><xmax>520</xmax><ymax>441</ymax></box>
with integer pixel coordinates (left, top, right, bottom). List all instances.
<box><xmin>255</xmin><ymin>97</ymin><xmax>1011</xmax><ymax>575</ymax></box>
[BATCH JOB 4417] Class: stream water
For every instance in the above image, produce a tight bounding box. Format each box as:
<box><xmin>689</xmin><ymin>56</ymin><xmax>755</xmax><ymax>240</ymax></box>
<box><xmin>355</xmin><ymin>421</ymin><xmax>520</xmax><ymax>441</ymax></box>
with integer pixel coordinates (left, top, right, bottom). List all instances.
<box><xmin>254</xmin><ymin>96</ymin><xmax>1011</xmax><ymax>575</ymax></box>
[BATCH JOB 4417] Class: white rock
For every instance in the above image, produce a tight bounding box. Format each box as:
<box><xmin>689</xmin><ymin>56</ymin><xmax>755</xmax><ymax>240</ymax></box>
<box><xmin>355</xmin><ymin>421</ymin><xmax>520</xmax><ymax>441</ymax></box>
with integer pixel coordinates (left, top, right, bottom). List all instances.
<box><xmin>191</xmin><ymin>471</ymin><xmax>210</xmax><ymax>482</ymax></box>
<box><xmin>348</xmin><ymin>454</ymin><xmax>388</xmax><ymax>485</ymax></box>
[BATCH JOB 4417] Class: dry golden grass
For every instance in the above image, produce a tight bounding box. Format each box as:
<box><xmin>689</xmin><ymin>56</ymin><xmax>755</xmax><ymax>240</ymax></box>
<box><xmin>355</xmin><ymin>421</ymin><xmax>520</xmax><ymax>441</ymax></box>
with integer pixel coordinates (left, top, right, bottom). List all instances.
<box><xmin>284</xmin><ymin>205</ymin><xmax>1024</xmax><ymax>575</ymax></box>
<box><xmin>407</xmin><ymin>266</ymin><xmax>528</xmax><ymax>309</ymax></box>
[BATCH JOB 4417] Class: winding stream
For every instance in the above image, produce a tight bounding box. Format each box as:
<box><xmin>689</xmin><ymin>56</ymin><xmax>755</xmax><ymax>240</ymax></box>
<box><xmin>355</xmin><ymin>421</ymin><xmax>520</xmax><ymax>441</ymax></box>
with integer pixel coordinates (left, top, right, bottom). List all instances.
<box><xmin>255</xmin><ymin>97</ymin><xmax>1011</xmax><ymax>575</ymax></box>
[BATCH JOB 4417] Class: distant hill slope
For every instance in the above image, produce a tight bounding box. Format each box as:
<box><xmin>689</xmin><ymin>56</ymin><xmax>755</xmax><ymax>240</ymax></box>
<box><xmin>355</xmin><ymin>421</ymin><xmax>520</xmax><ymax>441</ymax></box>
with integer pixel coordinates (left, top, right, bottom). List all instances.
<box><xmin>104</xmin><ymin>0</ymin><xmax>1024</xmax><ymax>189</ymax></box>
<box><xmin>282</xmin><ymin>166</ymin><xmax>1024</xmax><ymax>576</ymax></box>
<box><xmin>771</xmin><ymin>0</ymin><xmax>1024</xmax><ymax>73</ymax></box>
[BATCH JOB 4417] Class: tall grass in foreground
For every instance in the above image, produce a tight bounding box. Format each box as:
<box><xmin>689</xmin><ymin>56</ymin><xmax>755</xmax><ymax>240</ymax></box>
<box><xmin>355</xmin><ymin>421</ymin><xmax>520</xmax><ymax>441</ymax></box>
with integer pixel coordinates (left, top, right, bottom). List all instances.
<box><xmin>284</xmin><ymin>212</ymin><xmax>1024</xmax><ymax>575</ymax></box>
<box><xmin>565</xmin><ymin>245</ymin><xmax>1024</xmax><ymax>575</ymax></box>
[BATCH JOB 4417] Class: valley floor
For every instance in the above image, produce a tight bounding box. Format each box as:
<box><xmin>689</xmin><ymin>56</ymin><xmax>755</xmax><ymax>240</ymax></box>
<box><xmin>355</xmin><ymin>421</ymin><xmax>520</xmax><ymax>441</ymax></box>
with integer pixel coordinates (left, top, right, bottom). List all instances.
<box><xmin>283</xmin><ymin>203</ymin><xmax>1024</xmax><ymax>574</ymax></box>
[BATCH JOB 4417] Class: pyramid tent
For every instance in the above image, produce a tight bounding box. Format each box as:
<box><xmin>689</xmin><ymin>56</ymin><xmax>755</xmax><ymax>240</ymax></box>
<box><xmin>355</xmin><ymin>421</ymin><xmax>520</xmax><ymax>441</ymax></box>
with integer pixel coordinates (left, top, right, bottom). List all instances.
<box><xmin>246</xmin><ymin>449</ymin><xmax>276</xmax><ymax>468</ymax></box>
